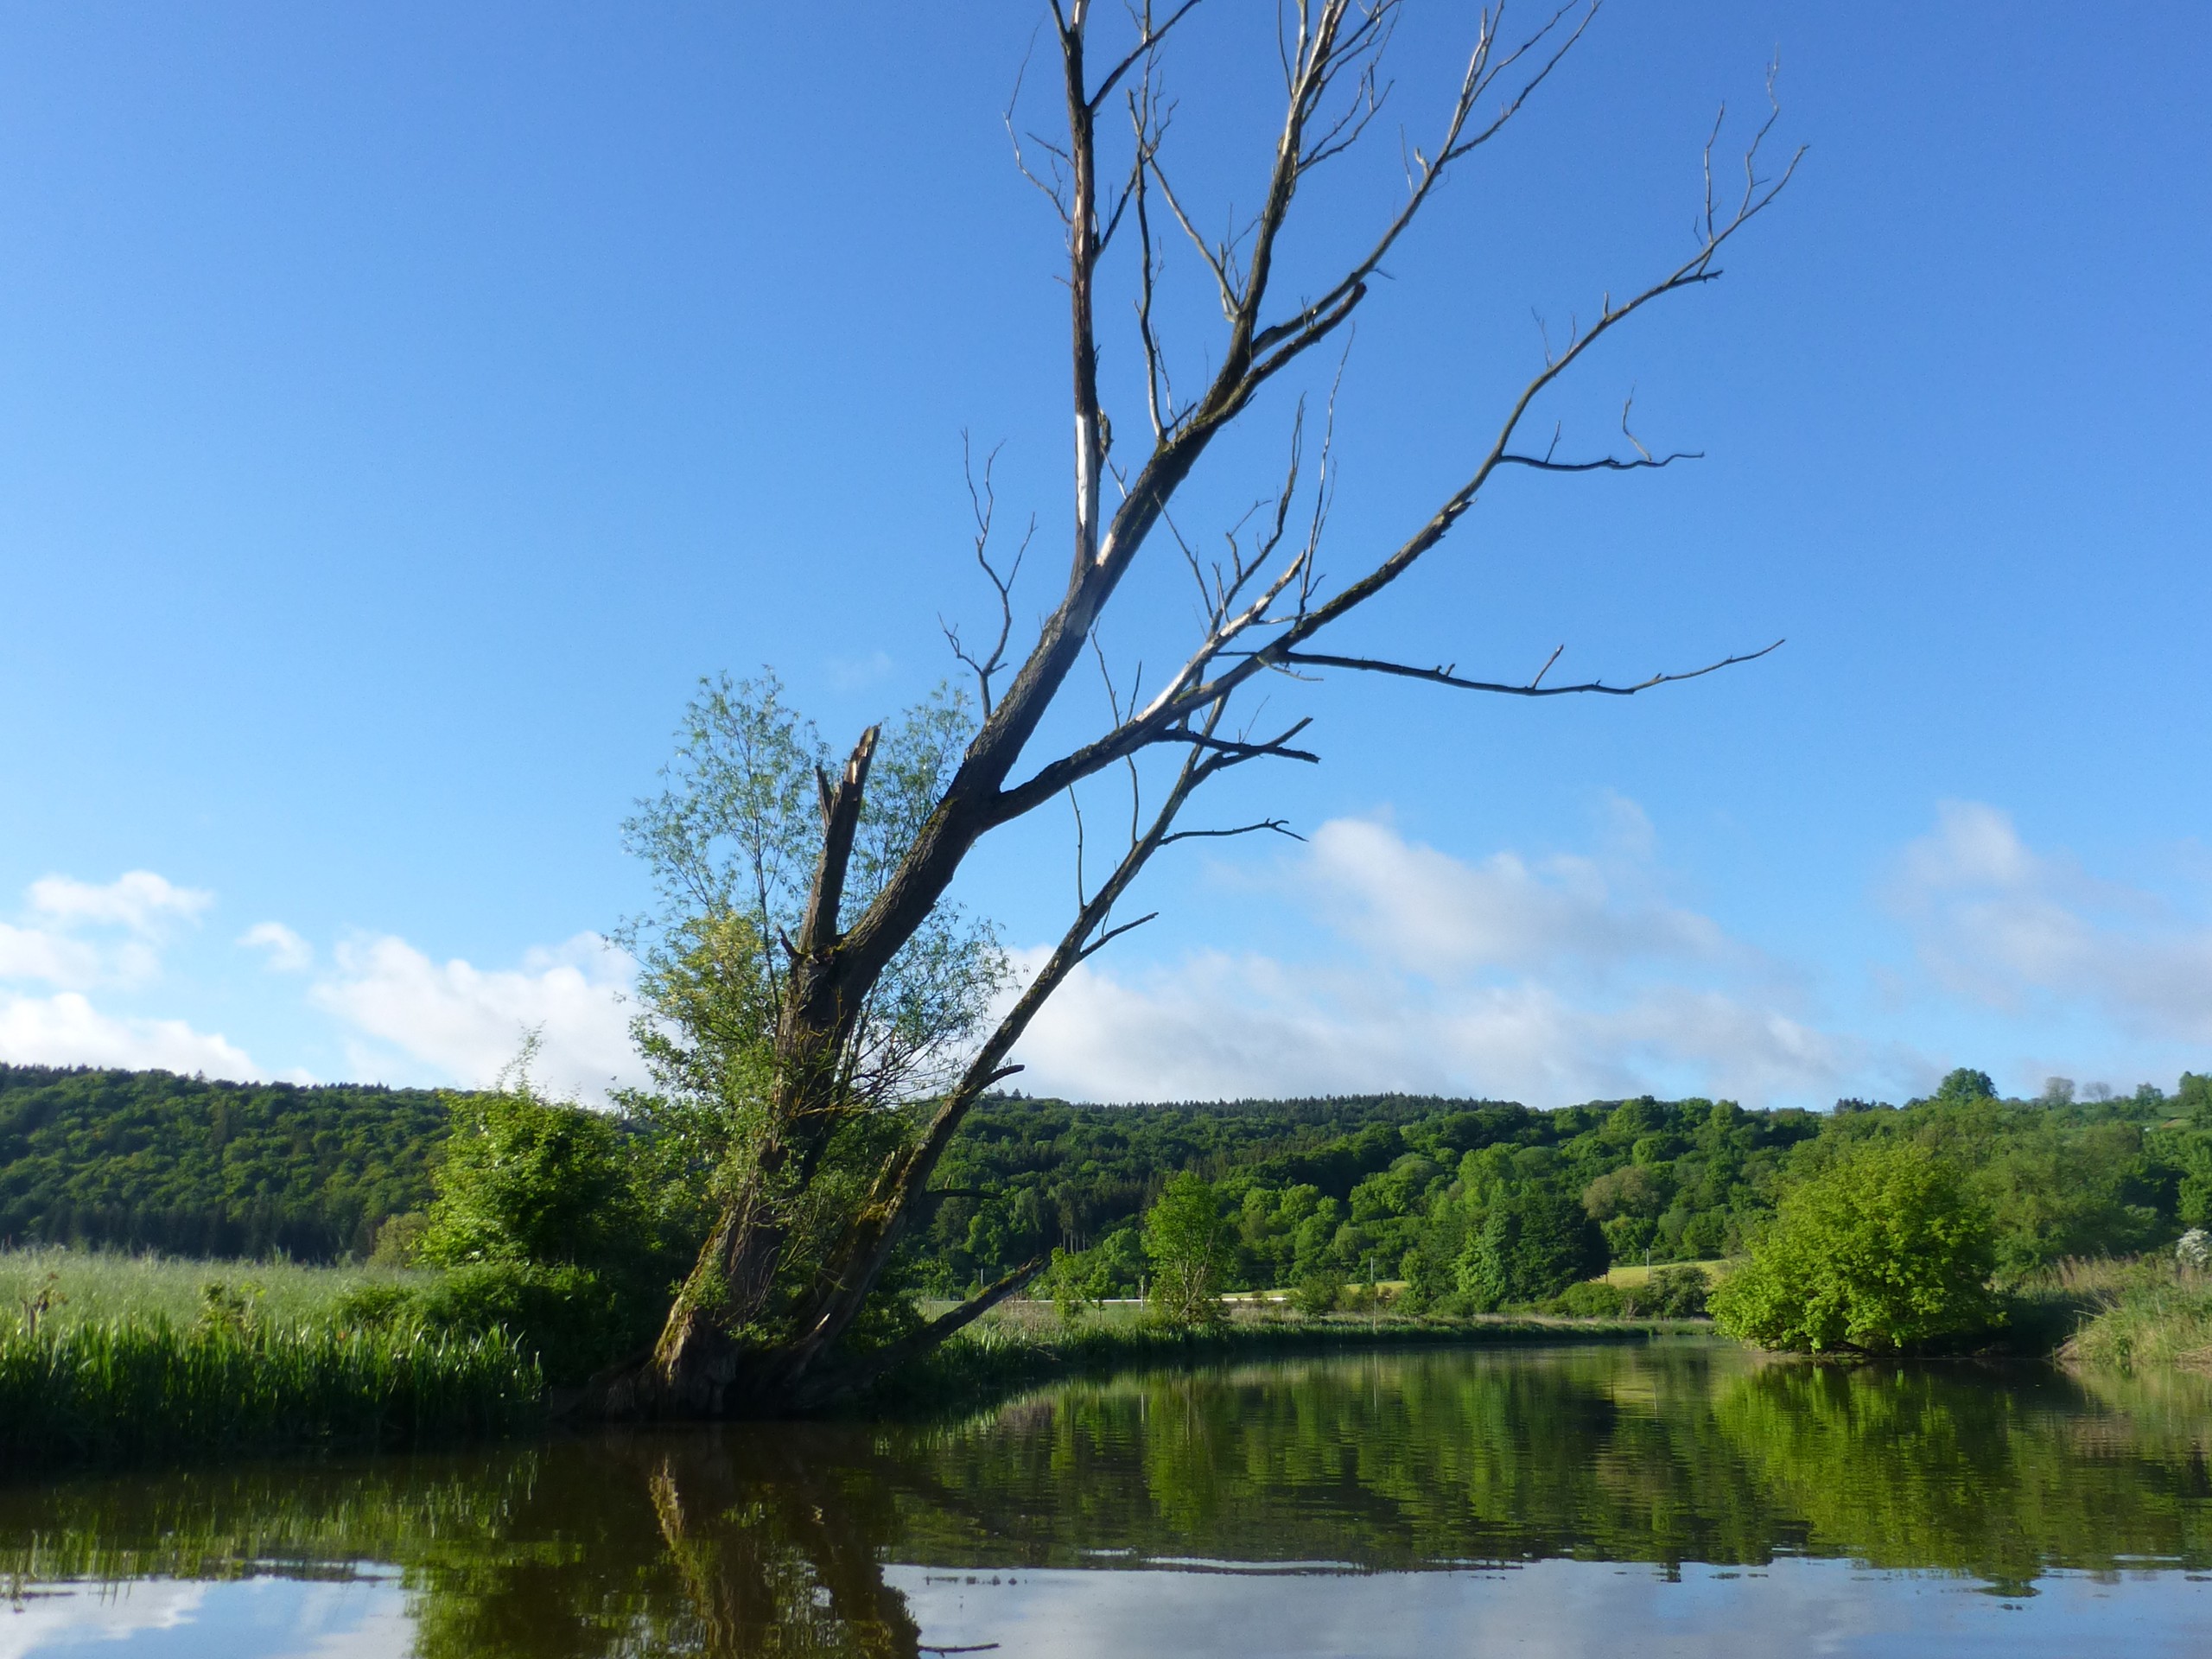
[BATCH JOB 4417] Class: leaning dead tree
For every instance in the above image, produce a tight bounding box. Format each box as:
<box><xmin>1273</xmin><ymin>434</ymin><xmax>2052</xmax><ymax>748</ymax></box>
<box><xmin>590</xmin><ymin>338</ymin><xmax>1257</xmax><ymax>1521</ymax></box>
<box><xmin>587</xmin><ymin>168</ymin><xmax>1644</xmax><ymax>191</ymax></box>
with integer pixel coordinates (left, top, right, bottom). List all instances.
<box><xmin>604</xmin><ymin>0</ymin><xmax>1799</xmax><ymax>1417</ymax></box>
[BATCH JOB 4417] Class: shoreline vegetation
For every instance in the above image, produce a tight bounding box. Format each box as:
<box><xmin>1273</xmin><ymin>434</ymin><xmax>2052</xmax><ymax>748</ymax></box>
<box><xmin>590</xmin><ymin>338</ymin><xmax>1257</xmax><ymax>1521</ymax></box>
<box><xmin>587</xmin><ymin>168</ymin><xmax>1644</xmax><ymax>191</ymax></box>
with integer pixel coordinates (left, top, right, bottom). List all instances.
<box><xmin>10</xmin><ymin>1060</ymin><xmax>2212</xmax><ymax>1471</ymax></box>
<box><xmin>0</xmin><ymin>1243</ymin><xmax>1700</xmax><ymax>1471</ymax></box>
<box><xmin>4</xmin><ymin>1242</ymin><xmax>2209</xmax><ymax>1475</ymax></box>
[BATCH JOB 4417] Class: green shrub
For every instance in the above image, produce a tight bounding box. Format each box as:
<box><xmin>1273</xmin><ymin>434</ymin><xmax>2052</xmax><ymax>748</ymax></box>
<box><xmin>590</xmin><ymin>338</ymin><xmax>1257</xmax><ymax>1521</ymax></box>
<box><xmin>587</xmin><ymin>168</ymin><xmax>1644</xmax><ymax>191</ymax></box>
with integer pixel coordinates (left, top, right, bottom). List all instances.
<box><xmin>1043</xmin><ymin>1246</ymin><xmax>1107</xmax><ymax>1325</ymax></box>
<box><xmin>408</xmin><ymin>1050</ymin><xmax>698</xmax><ymax>1381</ymax></box>
<box><xmin>332</xmin><ymin>1281</ymin><xmax>416</xmax><ymax>1328</ymax></box>
<box><xmin>336</xmin><ymin>1262</ymin><xmax>634</xmax><ymax>1386</ymax></box>
<box><xmin>1553</xmin><ymin>1279</ymin><xmax>1624</xmax><ymax>1319</ymax></box>
<box><xmin>417</xmin><ymin>1072</ymin><xmax>647</xmax><ymax>1273</ymax></box>
<box><xmin>1645</xmin><ymin>1264</ymin><xmax>1711</xmax><ymax>1319</ymax></box>
<box><xmin>370</xmin><ymin>1213</ymin><xmax>428</xmax><ymax>1268</ymax></box>
<box><xmin>1294</xmin><ymin>1266</ymin><xmax>1348</xmax><ymax>1319</ymax></box>
<box><xmin>1711</xmin><ymin>1140</ymin><xmax>2001</xmax><ymax>1353</ymax></box>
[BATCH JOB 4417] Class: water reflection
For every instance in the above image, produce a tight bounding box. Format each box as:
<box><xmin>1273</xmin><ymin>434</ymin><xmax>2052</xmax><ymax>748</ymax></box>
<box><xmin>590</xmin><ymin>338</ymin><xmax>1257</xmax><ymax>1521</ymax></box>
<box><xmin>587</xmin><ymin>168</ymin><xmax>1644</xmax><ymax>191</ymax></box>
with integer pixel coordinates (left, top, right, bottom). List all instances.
<box><xmin>4</xmin><ymin>1341</ymin><xmax>2211</xmax><ymax>1656</ymax></box>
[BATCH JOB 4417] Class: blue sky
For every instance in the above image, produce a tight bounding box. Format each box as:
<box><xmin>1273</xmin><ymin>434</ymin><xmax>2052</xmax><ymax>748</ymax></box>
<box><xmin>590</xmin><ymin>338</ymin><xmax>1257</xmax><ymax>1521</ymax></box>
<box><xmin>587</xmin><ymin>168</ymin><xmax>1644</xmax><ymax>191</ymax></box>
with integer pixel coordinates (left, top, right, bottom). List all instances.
<box><xmin>2</xmin><ymin>2</ymin><xmax>2207</xmax><ymax>1109</ymax></box>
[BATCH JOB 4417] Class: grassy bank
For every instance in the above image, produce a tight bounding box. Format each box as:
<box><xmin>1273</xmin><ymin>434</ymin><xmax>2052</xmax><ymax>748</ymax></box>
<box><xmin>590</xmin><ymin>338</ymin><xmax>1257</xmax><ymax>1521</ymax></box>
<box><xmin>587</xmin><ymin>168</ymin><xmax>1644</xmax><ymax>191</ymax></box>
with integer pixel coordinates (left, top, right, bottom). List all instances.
<box><xmin>2053</xmin><ymin>1257</ymin><xmax>2212</xmax><ymax>1370</ymax></box>
<box><xmin>0</xmin><ymin>1247</ymin><xmax>541</xmax><ymax>1471</ymax></box>
<box><xmin>0</xmin><ymin>1317</ymin><xmax>541</xmax><ymax>1471</ymax></box>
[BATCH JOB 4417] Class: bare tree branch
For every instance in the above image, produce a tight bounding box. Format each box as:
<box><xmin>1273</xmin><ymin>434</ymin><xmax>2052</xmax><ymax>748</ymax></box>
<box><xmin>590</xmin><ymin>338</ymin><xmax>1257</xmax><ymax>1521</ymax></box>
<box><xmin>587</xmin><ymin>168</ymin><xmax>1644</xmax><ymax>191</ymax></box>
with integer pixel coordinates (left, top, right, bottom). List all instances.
<box><xmin>1160</xmin><ymin>817</ymin><xmax>1302</xmax><ymax>845</ymax></box>
<box><xmin>1276</xmin><ymin>639</ymin><xmax>1785</xmax><ymax>697</ymax></box>
<box><xmin>979</xmin><ymin>99</ymin><xmax>1802</xmax><ymax>827</ymax></box>
<box><xmin>940</xmin><ymin>435</ymin><xmax>1034</xmax><ymax>715</ymax></box>
<box><xmin>1086</xmin><ymin>0</ymin><xmax>1205</xmax><ymax>113</ymax></box>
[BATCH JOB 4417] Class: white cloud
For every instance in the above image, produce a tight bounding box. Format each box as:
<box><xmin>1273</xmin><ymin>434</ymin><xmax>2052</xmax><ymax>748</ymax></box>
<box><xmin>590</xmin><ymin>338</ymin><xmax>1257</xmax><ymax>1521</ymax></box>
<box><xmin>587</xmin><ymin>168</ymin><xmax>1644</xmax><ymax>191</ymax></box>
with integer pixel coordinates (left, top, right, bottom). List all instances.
<box><xmin>1007</xmin><ymin>813</ymin><xmax>1859</xmax><ymax>1109</ymax></box>
<box><xmin>1306</xmin><ymin>812</ymin><xmax>1731</xmax><ymax>976</ymax></box>
<box><xmin>0</xmin><ymin>920</ymin><xmax>104</xmax><ymax>988</ymax></box>
<box><xmin>1891</xmin><ymin>800</ymin><xmax>2212</xmax><ymax>1043</ymax></box>
<box><xmin>0</xmin><ymin>868</ymin><xmax>256</xmax><ymax>1077</ymax></box>
<box><xmin>310</xmin><ymin>932</ymin><xmax>643</xmax><ymax>1101</ymax></box>
<box><xmin>0</xmin><ymin>990</ymin><xmax>257</xmax><ymax>1078</ymax></box>
<box><xmin>28</xmin><ymin>869</ymin><xmax>213</xmax><ymax>932</ymax></box>
<box><xmin>0</xmin><ymin>1580</ymin><xmax>209</xmax><ymax>1659</ymax></box>
<box><xmin>239</xmin><ymin>920</ymin><xmax>315</xmax><ymax>973</ymax></box>
<box><xmin>0</xmin><ymin>869</ymin><xmax>213</xmax><ymax>992</ymax></box>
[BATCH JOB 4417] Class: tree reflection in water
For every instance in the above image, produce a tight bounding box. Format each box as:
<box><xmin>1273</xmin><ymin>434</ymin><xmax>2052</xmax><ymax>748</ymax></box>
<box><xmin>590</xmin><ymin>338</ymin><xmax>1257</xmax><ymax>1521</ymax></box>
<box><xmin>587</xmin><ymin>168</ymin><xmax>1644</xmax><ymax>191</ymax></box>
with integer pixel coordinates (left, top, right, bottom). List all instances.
<box><xmin>4</xmin><ymin>1343</ymin><xmax>2211</xmax><ymax>1655</ymax></box>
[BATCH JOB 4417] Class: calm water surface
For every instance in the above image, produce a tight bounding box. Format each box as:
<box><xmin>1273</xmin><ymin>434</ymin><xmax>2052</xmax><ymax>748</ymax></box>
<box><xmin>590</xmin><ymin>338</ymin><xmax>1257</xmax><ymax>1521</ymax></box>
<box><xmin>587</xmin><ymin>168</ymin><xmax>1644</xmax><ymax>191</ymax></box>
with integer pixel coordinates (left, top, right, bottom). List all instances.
<box><xmin>5</xmin><ymin>1339</ymin><xmax>2211</xmax><ymax>1656</ymax></box>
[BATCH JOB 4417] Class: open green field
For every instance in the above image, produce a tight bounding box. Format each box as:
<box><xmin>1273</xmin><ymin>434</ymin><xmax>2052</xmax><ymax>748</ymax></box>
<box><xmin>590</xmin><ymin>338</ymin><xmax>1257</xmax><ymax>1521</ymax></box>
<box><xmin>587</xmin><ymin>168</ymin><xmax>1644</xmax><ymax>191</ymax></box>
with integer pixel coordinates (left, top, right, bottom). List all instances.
<box><xmin>0</xmin><ymin>1243</ymin><xmax>432</xmax><ymax>1332</ymax></box>
<box><xmin>1604</xmin><ymin>1259</ymin><xmax>1730</xmax><ymax>1289</ymax></box>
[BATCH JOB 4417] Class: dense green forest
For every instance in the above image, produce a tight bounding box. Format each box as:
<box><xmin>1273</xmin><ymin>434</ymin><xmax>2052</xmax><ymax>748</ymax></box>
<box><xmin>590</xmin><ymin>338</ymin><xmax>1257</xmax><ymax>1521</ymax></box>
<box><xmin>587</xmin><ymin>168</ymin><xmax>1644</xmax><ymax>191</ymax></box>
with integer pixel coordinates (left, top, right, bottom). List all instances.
<box><xmin>0</xmin><ymin>1065</ymin><xmax>447</xmax><ymax>1259</ymax></box>
<box><xmin>923</xmin><ymin>1070</ymin><xmax>2212</xmax><ymax>1306</ymax></box>
<box><xmin>8</xmin><ymin>1063</ymin><xmax>2212</xmax><ymax>1313</ymax></box>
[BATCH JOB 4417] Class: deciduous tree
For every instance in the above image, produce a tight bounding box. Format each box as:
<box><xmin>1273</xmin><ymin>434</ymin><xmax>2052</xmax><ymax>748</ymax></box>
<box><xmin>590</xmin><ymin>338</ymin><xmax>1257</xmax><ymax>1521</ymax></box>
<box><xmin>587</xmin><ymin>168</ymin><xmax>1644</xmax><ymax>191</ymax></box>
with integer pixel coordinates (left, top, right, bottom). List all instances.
<box><xmin>599</xmin><ymin>0</ymin><xmax>1799</xmax><ymax>1416</ymax></box>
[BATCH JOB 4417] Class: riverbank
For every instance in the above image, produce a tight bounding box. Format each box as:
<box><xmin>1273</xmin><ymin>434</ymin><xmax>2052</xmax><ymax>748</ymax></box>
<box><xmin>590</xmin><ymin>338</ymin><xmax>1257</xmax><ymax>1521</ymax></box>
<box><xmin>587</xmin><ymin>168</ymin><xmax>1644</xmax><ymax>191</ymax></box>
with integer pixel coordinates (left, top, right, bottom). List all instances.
<box><xmin>1</xmin><ymin>1247</ymin><xmax>1714</xmax><ymax>1470</ymax></box>
<box><xmin>8</xmin><ymin>1243</ymin><xmax>2202</xmax><ymax>1473</ymax></box>
<box><xmin>2053</xmin><ymin>1258</ymin><xmax>2212</xmax><ymax>1370</ymax></box>
<box><xmin>0</xmin><ymin>1247</ymin><xmax>536</xmax><ymax>1471</ymax></box>
<box><xmin>0</xmin><ymin>1315</ymin><xmax>541</xmax><ymax>1470</ymax></box>
<box><xmin>869</xmin><ymin>1299</ymin><xmax>1708</xmax><ymax>1413</ymax></box>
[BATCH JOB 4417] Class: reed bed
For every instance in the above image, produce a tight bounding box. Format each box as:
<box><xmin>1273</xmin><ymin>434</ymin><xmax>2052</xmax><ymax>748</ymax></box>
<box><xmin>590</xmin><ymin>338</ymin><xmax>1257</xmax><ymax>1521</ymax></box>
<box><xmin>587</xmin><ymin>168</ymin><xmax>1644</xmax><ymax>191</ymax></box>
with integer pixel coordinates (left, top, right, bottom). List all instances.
<box><xmin>0</xmin><ymin>1314</ymin><xmax>542</xmax><ymax>1471</ymax></box>
<box><xmin>2060</xmin><ymin>1268</ymin><xmax>2212</xmax><ymax>1372</ymax></box>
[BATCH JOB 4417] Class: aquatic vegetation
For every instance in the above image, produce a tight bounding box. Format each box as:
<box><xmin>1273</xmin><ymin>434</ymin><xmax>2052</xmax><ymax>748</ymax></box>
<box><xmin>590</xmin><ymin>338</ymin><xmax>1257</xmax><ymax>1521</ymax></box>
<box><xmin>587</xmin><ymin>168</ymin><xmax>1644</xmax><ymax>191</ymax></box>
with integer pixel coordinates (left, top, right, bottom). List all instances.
<box><xmin>0</xmin><ymin>1313</ymin><xmax>540</xmax><ymax>1468</ymax></box>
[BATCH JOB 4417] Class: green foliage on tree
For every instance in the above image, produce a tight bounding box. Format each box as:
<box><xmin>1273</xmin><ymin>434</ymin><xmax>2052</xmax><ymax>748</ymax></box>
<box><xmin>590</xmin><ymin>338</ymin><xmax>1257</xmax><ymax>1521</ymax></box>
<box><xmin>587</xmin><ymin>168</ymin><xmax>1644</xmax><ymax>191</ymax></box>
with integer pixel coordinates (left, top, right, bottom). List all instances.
<box><xmin>389</xmin><ymin>1044</ymin><xmax>702</xmax><ymax>1382</ymax></box>
<box><xmin>617</xmin><ymin>673</ymin><xmax>1008</xmax><ymax>1370</ymax></box>
<box><xmin>417</xmin><ymin>1058</ymin><xmax>642</xmax><ymax>1274</ymax></box>
<box><xmin>13</xmin><ymin>1053</ymin><xmax>2212</xmax><ymax>1345</ymax></box>
<box><xmin>1644</xmin><ymin>1264</ymin><xmax>1712</xmax><ymax>1318</ymax></box>
<box><xmin>1457</xmin><ymin>1183</ymin><xmax>1606</xmax><ymax>1311</ymax></box>
<box><xmin>1041</xmin><ymin>1241</ymin><xmax>1121</xmax><ymax>1325</ymax></box>
<box><xmin>1712</xmin><ymin>1140</ymin><xmax>2002</xmax><ymax>1353</ymax></box>
<box><xmin>1294</xmin><ymin>1264</ymin><xmax>1349</xmax><ymax>1319</ymax></box>
<box><xmin>1143</xmin><ymin>1173</ymin><xmax>1230</xmax><ymax>1327</ymax></box>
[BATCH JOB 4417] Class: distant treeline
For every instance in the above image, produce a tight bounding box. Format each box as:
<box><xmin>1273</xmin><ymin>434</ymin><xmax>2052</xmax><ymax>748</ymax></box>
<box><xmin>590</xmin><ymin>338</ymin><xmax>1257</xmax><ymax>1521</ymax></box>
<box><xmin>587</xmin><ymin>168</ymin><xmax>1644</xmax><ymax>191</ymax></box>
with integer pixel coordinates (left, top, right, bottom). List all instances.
<box><xmin>922</xmin><ymin>1071</ymin><xmax>2212</xmax><ymax>1300</ymax></box>
<box><xmin>0</xmin><ymin>1065</ymin><xmax>448</xmax><ymax>1260</ymax></box>
<box><xmin>9</xmin><ymin>1064</ymin><xmax>2212</xmax><ymax>1300</ymax></box>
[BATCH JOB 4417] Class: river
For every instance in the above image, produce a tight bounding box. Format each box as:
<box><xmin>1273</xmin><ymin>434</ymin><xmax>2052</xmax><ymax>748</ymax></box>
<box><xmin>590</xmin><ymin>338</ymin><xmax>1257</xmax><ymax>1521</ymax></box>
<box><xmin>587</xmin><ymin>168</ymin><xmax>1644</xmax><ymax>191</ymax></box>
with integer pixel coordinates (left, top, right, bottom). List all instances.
<box><xmin>5</xmin><ymin>1338</ymin><xmax>2210</xmax><ymax>1656</ymax></box>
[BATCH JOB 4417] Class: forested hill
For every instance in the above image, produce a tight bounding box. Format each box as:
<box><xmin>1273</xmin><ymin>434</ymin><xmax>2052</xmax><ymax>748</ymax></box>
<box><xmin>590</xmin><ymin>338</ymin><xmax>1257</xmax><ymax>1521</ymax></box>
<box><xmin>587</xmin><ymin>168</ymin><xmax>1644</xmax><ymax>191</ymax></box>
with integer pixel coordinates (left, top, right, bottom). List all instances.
<box><xmin>920</xmin><ymin>1074</ymin><xmax>2212</xmax><ymax>1300</ymax></box>
<box><xmin>0</xmin><ymin>1065</ymin><xmax>449</xmax><ymax>1259</ymax></box>
<box><xmin>0</xmin><ymin>1070</ymin><xmax>1502</xmax><ymax>1264</ymax></box>
<box><xmin>9</xmin><ymin>1064</ymin><xmax>2212</xmax><ymax>1292</ymax></box>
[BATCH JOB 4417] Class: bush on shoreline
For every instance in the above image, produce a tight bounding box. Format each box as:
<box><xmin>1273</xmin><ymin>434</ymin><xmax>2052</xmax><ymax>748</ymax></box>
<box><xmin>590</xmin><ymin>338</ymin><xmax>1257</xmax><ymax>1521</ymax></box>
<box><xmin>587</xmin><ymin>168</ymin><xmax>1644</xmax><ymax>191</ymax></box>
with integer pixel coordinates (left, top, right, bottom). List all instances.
<box><xmin>1713</xmin><ymin>1141</ymin><xmax>2003</xmax><ymax>1354</ymax></box>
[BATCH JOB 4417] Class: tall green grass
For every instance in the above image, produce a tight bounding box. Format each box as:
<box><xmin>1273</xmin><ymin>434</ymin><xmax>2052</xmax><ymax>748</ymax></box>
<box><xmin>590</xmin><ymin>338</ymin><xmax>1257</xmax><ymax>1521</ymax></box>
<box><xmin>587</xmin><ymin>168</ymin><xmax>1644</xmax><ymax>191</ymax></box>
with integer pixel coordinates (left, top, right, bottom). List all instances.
<box><xmin>0</xmin><ymin>1314</ymin><xmax>541</xmax><ymax>1470</ymax></box>
<box><xmin>0</xmin><ymin>1243</ymin><xmax>427</xmax><ymax>1332</ymax></box>
<box><xmin>0</xmin><ymin>1248</ymin><xmax>541</xmax><ymax>1471</ymax></box>
<box><xmin>2061</xmin><ymin>1265</ymin><xmax>2212</xmax><ymax>1371</ymax></box>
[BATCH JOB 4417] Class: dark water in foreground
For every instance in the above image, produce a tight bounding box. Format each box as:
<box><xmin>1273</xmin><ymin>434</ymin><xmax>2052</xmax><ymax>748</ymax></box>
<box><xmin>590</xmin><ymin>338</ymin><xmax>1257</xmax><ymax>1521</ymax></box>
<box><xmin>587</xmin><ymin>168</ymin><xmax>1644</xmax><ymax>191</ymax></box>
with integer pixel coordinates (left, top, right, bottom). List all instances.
<box><xmin>5</xmin><ymin>1339</ymin><xmax>2212</xmax><ymax>1656</ymax></box>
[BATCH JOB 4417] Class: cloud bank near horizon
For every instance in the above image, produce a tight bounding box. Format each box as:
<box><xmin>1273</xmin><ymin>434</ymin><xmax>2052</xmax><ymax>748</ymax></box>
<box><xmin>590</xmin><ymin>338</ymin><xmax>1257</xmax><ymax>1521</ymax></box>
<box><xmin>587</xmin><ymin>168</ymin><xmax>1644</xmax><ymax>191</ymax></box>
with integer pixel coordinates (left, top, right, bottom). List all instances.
<box><xmin>2</xmin><ymin>799</ymin><xmax>2205</xmax><ymax>1108</ymax></box>
<box><xmin>1006</xmin><ymin>810</ymin><xmax>1875</xmax><ymax>1109</ymax></box>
